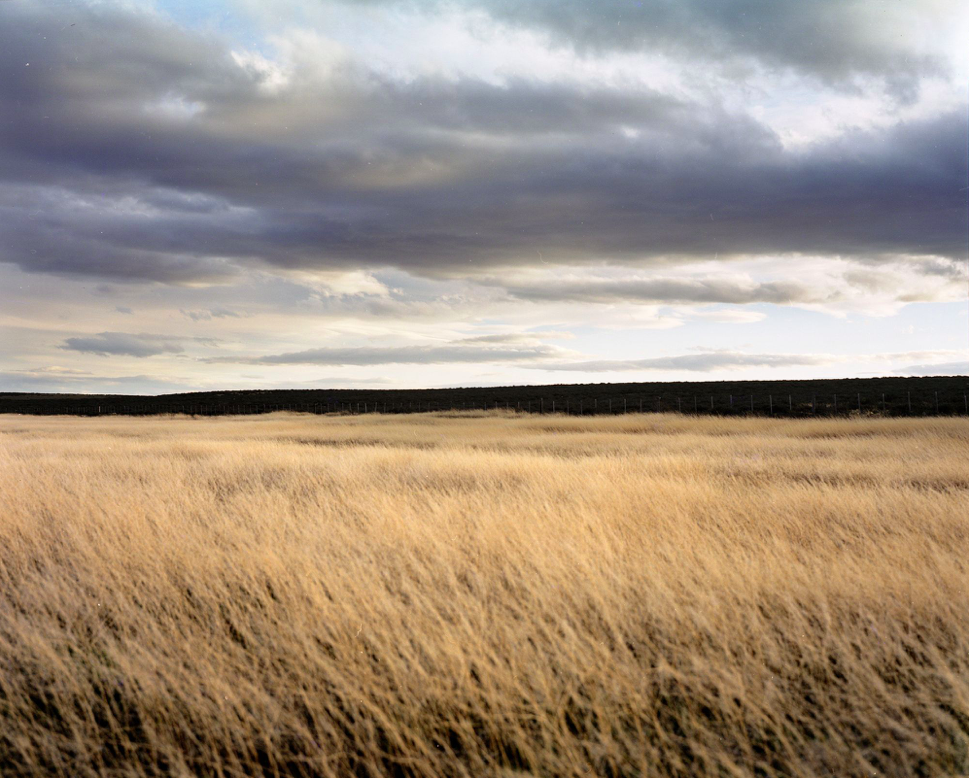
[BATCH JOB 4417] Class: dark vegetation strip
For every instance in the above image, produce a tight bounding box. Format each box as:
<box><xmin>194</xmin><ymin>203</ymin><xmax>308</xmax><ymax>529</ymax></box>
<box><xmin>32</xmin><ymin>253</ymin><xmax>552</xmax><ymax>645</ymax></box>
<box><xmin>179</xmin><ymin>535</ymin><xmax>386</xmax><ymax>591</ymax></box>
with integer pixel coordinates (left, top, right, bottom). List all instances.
<box><xmin>1</xmin><ymin>376</ymin><xmax>968</xmax><ymax>418</ymax></box>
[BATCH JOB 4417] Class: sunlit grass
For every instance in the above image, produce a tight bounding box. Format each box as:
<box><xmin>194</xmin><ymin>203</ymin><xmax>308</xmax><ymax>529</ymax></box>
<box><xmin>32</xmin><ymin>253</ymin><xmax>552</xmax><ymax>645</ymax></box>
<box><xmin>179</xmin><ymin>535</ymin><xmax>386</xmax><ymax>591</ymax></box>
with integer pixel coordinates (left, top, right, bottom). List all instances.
<box><xmin>1</xmin><ymin>412</ymin><xmax>968</xmax><ymax>777</ymax></box>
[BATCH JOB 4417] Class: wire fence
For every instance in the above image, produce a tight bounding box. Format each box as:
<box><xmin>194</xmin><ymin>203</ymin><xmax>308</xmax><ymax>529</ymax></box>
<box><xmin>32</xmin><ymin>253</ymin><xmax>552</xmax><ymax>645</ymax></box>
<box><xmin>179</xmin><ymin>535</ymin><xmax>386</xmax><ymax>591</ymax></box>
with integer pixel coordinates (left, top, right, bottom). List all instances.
<box><xmin>6</xmin><ymin>390</ymin><xmax>969</xmax><ymax>418</ymax></box>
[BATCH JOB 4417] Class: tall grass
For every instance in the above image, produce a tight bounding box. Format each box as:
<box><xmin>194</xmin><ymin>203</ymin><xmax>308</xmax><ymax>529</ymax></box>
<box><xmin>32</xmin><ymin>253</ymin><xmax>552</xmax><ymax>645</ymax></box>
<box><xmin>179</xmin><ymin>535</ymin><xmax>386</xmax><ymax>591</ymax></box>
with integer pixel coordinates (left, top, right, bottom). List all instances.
<box><xmin>1</xmin><ymin>412</ymin><xmax>968</xmax><ymax>777</ymax></box>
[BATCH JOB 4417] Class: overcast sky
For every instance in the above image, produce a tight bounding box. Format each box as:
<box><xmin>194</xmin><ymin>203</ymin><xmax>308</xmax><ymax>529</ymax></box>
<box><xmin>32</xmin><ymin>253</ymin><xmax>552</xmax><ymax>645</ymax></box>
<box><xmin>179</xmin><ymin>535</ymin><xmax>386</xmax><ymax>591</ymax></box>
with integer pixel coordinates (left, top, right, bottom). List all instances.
<box><xmin>2</xmin><ymin>0</ymin><xmax>967</xmax><ymax>394</ymax></box>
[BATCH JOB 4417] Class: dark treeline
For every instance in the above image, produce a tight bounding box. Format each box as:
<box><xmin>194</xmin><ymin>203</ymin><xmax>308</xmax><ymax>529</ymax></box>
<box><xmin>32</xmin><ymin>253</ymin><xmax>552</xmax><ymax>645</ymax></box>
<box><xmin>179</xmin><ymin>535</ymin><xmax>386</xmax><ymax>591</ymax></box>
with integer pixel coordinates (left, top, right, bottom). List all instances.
<box><xmin>2</xmin><ymin>375</ymin><xmax>968</xmax><ymax>418</ymax></box>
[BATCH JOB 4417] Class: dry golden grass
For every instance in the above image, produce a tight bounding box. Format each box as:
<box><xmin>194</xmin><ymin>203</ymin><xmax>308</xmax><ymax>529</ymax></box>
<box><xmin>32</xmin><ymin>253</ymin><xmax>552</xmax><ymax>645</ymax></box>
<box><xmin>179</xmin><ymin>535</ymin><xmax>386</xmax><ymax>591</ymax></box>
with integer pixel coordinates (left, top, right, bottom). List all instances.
<box><xmin>1</xmin><ymin>411</ymin><xmax>968</xmax><ymax>778</ymax></box>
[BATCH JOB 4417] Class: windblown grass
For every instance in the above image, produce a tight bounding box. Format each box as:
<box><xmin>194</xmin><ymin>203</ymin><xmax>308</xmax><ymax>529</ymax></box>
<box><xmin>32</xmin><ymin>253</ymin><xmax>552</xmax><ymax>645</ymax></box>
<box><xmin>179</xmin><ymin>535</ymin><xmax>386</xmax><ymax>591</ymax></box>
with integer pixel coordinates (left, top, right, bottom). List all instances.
<box><xmin>1</xmin><ymin>412</ymin><xmax>968</xmax><ymax>777</ymax></box>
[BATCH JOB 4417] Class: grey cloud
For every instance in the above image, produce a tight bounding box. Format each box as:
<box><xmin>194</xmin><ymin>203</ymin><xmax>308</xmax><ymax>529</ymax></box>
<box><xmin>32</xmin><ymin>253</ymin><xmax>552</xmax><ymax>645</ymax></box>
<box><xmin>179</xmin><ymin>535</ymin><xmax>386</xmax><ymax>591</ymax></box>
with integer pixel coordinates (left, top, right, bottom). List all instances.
<box><xmin>210</xmin><ymin>307</ymin><xmax>241</xmax><ymax>318</ymax></box>
<box><xmin>20</xmin><ymin>366</ymin><xmax>92</xmax><ymax>376</ymax></box>
<box><xmin>459</xmin><ymin>333</ymin><xmax>549</xmax><ymax>344</ymax></box>
<box><xmin>209</xmin><ymin>337</ymin><xmax>569</xmax><ymax>366</ymax></box>
<box><xmin>0</xmin><ymin>2</ymin><xmax>964</xmax><ymax>289</ymax></box>
<box><xmin>494</xmin><ymin>262</ymin><xmax>964</xmax><ymax>307</ymax></box>
<box><xmin>896</xmin><ymin>361</ymin><xmax>969</xmax><ymax>377</ymax></box>
<box><xmin>182</xmin><ymin>307</ymin><xmax>242</xmax><ymax>321</ymax></box>
<box><xmin>538</xmin><ymin>352</ymin><xmax>834</xmax><ymax>372</ymax></box>
<box><xmin>115</xmin><ymin>306</ymin><xmax>134</xmax><ymax>314</ymax></box>
<box><xmin>342</xmin><ymin>0</ymin><xmax>948</xmax><ymax>90</ymax></box>
<box><xmin>60</xmin><ymin>332</ymin><xmax>189</xmax><ymax>358</ymax></box>
<box><xmin>907</xmin><ymin>257</ymin><xmax>966</xmax><ymax>281</ymax></box>
<box><xmin>495</xmin><ymin>277</ymin><xmax>836</xmax><ymax>305</ymax></box>
<box><xmin>0</xmin><ymin>370</ymin><xmax>194</xmax><ymax>394</ymax></box>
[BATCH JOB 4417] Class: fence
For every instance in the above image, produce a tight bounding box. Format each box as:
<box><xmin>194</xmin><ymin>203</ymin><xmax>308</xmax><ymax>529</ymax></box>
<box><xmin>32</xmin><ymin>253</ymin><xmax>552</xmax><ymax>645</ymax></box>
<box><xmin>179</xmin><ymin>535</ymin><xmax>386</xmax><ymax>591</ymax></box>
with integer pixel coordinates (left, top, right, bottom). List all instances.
<box><xmin>5</xmin><ymin>390</ymin><xmax>969</xmax><ymax>418</ymax></box>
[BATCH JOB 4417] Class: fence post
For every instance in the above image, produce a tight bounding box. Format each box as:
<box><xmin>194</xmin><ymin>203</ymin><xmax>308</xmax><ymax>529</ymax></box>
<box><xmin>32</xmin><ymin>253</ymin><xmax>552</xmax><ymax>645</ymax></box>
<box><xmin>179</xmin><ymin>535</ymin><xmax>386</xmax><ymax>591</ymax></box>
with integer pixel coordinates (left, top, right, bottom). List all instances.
<box><xmin>541</xmin><ymin>398</ymin><xmax>544</xmax><ymax>414</ymax></box>
<box><xmin>858</xmin><ymin>393</ymin><xmax>861</xmax><ymax>413</ymax></box>
<box><xmin>749</xmin><ymin>395</ymin><xmax>753</xmax><ymax>414</ymax></box>
<box><xmin>609</xmin><ymin>399</ymin><xmax>612</xmax><ymax>413</ymax></box>
<box><xmin>729</xmin><ymin>394</ymin><xmax>733</xmax><ymax>409</ymax></box>
<box><xmin>694</xmin><ymin>396</ymin><xmax>698</xmax><ymax>414</ymax></box>
<box><xmin>935</xmin><ymin>391</ymin><xmax>939</xmax><ymax>415</ymax></box>
<box><xmin>678</xmin><ymin>397</ymin><xmax>682</xmax><ymax>413</ymax></box>
<box><xmin>833</xmin><ymin>395</ymin><xmax>837</xmax><ymax>414</ymax></box>
<box><xmin>769</xmin><ymin>394</ymin><xmax>773</xmax><ymax>415</ymax></box>
<box><xmin>640</xmin><ymin>398</ymin><xmax>643</xmax><ymax>413</ymax></box>
<box><xmin>812</xmin><ymin>396</ymin><xmax>815</xmax><ymax>414</ymax></box>
<box><xmin>624</xmin><ymin>398</ymin><xmax>627</xmax><ymax>414</ymax></box>
<box><xmin>908</xmin><ymin>392</ymin><xmax>912</xmax><ymax>414</ymax></box>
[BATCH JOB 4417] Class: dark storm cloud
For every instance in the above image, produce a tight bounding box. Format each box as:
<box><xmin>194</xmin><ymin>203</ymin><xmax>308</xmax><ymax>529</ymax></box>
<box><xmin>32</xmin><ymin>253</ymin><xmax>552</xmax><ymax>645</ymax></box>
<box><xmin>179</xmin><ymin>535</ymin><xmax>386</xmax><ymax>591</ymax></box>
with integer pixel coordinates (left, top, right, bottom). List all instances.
<box><xmin>0</xmin><ymin>2</ymin><xmax>964</xmax><ymax>289</ymax></box>
<box><xmin>539</xmin><ymin>352</ymin><xmax>833</xmax><ymax>373</ymax></box>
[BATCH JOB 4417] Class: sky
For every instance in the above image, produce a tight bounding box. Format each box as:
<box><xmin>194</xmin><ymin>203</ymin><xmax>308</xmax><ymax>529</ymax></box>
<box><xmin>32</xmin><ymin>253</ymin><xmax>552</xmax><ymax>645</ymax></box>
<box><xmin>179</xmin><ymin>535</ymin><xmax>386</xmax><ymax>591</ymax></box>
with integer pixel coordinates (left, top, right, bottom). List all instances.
<box><xmin>1</xmin><ymin>0</ymin><xmax>968</xmax><ymax>394</ymax></box>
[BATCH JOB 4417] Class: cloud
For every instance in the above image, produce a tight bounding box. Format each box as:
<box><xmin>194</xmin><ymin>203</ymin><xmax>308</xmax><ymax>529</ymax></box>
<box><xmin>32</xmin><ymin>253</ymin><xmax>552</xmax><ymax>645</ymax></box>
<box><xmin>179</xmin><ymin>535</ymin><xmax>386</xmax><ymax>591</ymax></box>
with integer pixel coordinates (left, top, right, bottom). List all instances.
<box><xmin>0</xmin><ymin>370</ymin><xmax>194</xmax><ymax>395</ymax></box>
<box><xmin>181</xmin><ymin>307</ymin><xmax>242</xmax><ymax>321</ymax></box>
<box><xmin>896</xmin><ymin>361</ymin><xmax>969</xmax><ymax>377</ymax></box>
<box><xmin>479</xmin><ymin>254</ymin><xmax>965</xmax><ymax>317</ymax></box>
<box><xmin>208</xmin><ymin>334</ymin><xmax>573</xmax><ymax>366</ymax></box>
<box><xmin>60</xmin><ymin>332</ymin><xmax>189</xmax><ymax>358</ymax></box>
<box><xmin>0</xmin><ymin>1</ymin><xmax>965</xmax><ymax>392</ymax></box>
<box><xmin>213</xmin><ymin>341</ymin><xmax>968</xmax><ymax>373</ymax></box>
<box><xmin>497</xmin><ymin>276</ymin><xmax>832</xmax><ymax>306</ymax></box>
<box><xmin>17</xmin><ymin>365</ymin><xmax>92</xmax><ymax>376</ymax></box>
<box><xmin>686</xmin><ymin>309</ymin><xmax>766</xmax><ymax>324</ymax></box>
<box><xmin>538</xmin><ymin>351</ymin><xmax>834</xmax><ymax>373</ymax></box>
<box><xmin>0</xmin><ymin>2</ymin><xmax>963</xmax><ymax>290</ymax></box>
<box><xmin>537</xmin><ymin>348</ymin><xmax>969</xmax><ymax>373</ymax></box>
<box><xmin>332</xmin><ymin>0</ymin><xmax>950</xmax><ymax>90</ymax></box>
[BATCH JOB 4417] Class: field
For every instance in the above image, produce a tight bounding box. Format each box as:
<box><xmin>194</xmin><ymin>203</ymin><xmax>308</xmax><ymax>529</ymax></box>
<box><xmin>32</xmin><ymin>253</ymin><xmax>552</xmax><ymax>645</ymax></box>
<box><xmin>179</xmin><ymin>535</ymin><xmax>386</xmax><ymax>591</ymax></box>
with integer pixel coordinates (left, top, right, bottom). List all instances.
<box><xmin>1</xmin><ymin>412</ymin><xmax>968</xmax><ymax>778</ymax></box>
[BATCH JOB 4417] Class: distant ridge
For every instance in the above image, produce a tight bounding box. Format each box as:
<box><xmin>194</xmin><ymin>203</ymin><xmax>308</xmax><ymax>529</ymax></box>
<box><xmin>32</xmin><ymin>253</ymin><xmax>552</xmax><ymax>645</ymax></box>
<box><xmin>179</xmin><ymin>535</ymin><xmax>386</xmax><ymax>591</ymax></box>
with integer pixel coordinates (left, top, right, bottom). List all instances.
<box><xmin>2</xmin><ymin>375</ymin><xmax>967</xmax><ymax>418</ymax></box>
